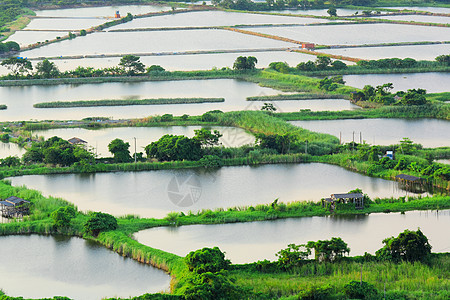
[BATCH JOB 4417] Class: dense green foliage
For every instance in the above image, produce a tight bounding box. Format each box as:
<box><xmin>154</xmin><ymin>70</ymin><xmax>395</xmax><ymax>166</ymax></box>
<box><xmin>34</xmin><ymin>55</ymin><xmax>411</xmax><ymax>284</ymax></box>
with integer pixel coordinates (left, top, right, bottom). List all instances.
<box><xmin>108</xmin><ymin>138</ymin><xmax>132</xmax><ymax>163</ymax></box>
<box><xmin>376</xmin><ymin>229</ymin><xmax>432</xmax><ymax>262</ymax></box>
<box><xmin>84</xmin><ymin>212</ymin><xmax>118</xmax><ymax>236</ymax></box>
<box><xmin>233</xmin><ymin>56</ymin><xmax>257</xmax><ymax>70</ymax></box>
<box><xmin>185</xmin><ymin>247</ymin><xmax>231</xmax><ymax>274</ymax></box>
<box><xmin>22</xmin><ymin>136</ymin><xmax>94</xmax><ymax>166</ymax></box>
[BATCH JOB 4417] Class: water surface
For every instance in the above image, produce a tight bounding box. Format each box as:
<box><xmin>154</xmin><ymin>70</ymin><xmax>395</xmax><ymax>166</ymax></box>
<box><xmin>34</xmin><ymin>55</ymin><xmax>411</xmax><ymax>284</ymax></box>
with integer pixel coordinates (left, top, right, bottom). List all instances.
<box><xmin>10</xmin><ymin>163</ymin><xmax>423</xmax><ymax>218</ymax></box>
<box><xmin>0</xmin><ymin>79</ymin><xmax>356</xmax><ymax>121</ymax></box>
<box><xmin>291</xmin><ymin>119</ymin><xmax>450</xmax><ymax>147</ymax></box>
<box><xmin>249</xmin><ymin>23</ymin><xmax>450</xmax><ymax>45</ymax></box>
<box><xmin>0</xmin><ymin>235</ymin><xmax>170</xmax><ymax>300</ymax></box>
<box><xmin>319</xmin><ymin>43</ymin><xmax>450</xmax><ymax>60</ymax></box>
<box><xmin>109</xmin><ymin>10</ymin><xmax>330</xmax><ymax>30</ymax></box>
<box><xmin>382</xmin><ymin>7</ymin><xmax>450</xmax><ymax>14</ymax></box>
<box><xmin>342</xmin><ymin>72</ymin><xmax>450</xmax><ymax>93</ymax></box>
<box><xmin>370</xmin><ymin>14</ymin><xmax>449</xmax><ymax>24</ymax></box>
<box><xmin>35</xmin><ymin>5</ymin><xmax>169</xmax><ymax>17</ymax></box>
<box><xmin>135</xmin><ymin>210</ymin><xmax>450</xmax><ymax>263</ymax></box>
<box><xmin>21</xmin><ymin>29</ymin><xmax>295</xmax><ymax>58</ymax></box>
<box><xmin>0</xmin><ymin>142</ymin><xmax>26</xmax><ymax>159</ymax></box>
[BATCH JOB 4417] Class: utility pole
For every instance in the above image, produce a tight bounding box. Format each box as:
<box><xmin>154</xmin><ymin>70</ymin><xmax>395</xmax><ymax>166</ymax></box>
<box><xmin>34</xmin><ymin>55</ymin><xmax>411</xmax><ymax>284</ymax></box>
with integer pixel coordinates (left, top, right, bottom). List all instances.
<box><xmin>134</xmin><ymin>137</ymin><xmax>137</xmax><ymax>164</ymax></box>
<box><xmin>339</xmin><ymin>131</ymin><xmax>342</xmax><ymax>145</ymax></box>
<box><xmin>352</xmin><ymin>131</ymin><xmax>355</xmax><ymax>152</ymax></box>
<box><xmin>360</xmin><ymin>132</ymin><xmax>362</xmax><ymax>144</ymax></box>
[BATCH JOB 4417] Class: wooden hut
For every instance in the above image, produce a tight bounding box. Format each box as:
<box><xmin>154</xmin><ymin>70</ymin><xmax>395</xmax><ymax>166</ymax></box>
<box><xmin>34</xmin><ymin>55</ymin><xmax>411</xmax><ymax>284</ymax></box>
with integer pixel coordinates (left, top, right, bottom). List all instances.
<box><xmin>0</xmin><ymin>196</ymin><xmax>30</xmax><ymax>218</ymax></box>
<box><xmin>323</xmin><ymin>192</ymin><xmax>364</xmax><ymax>209</ymax></box>
<box><xmin>395</xmin><ymin>174</ymin><xmax>426</xmax><ymax>193</ymax></box>
<box><xmin>68</xmin><ymin>137</ymin><xmax>87</xmax><ymax>146</ymax></box>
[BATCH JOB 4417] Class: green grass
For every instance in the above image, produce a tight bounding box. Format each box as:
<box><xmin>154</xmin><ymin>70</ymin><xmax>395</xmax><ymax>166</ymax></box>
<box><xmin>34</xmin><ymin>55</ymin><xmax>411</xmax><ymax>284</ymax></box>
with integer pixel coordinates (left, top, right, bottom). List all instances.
<box><xmin>33</xmin><ymin>98</ymin><xmax>225</xmax><ymax>108</ymax></box>
<box><xmin>247</xmin><ymin>93</ymin><xmax>341</xmax><ymax>101</ymax></box>
<box><xmin>232</xmin><ymin>254</ymin><xmax>450</xmax><ymax>299</ymax></box>
<box><xmin>218</xmin><ymin>110</ymin><xmax>339</xmax><ymax>144</ymax></box>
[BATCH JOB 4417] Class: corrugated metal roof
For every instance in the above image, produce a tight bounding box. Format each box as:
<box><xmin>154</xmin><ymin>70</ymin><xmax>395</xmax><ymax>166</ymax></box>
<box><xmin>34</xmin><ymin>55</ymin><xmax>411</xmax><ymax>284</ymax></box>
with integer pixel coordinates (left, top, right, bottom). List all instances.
<box><xmin>395</xmin><ymin>174</ymin><xmax>422</xmax><ymax>181</ymax></box>
<box><xmin>331</xmin><ymin>193</ymin><xmax>364</xmax><ymax>199</ymax></box>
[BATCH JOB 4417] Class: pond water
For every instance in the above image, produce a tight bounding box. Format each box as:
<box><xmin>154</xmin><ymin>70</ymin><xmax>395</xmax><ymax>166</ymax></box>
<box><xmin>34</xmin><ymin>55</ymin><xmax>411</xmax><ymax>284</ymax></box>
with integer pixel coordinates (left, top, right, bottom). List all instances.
<box><xmin>319</xmin><ymin>43</ymin><xmax>450</xmax><ymax>60</ymax></box>
<box><xmin>20</xmin><ymin>29</ymin><xmax>295</xmax><ymax>58</ymax></box>
<box><xmin>0</xmin><ymin>142</ymin><xmax>26</xmax><ymax>159</ymax></box>
<box><xmin>7</xmin><ymin>31</ymin><xmax>67</xmax><ymax>47</ymax></box>
<box><xmin>290</xmin><ymin>119</ymin><xmax>450</xmax><ymax>148</ymax></box>
<box><xmin>35</xmin><ymin>5</ymin><xmax>169</xmax><ymax>17</ymax></box>
<box><xmin>10</xmin><ymin>163</ymin><xmax>423</xmax><ymax>219</ymax></box>
<box><xmin>382</xmin><ymin>7</ymin><xmax>450</xmax><ymax>14</ymax></box>
<box><xmin>109</xmin><ymin>10</ymin><xmax>330</xmax><ymax>30</ymax></box>
<box><xmin>436</xmin><ymin>159</ymin><xmax>450</xmax><ymax>164</ymax></box>
<box><xmin>370</xmin><ymin>14</ymin><xmax>450</xmax><ymax>24</ymax></box>
<box><xmin>0</xmin><ymin>79</ymin><xmax>356</xmax><ymax>121</ymax></box>
<box><xmin>5</xmin><ymin>50</ymin><xmax>316</xmax><ymax>74</ymax></box>
<box><xmin>0</xmin><ymin>235</ymin><xmax>170</xmax><ymax>300</ymax></box>
<box><xmin>342</xmin><ymin>72</ymin><xmax>450</xmax><ymax>93</ymax></box>
<box><xmin>23</xmin><ymin>18</ymin><xmax>107</xmax><ymax>31</ymax></box>
<box><xmin>135</xmin><ymin>209</ymin><xmax>450</xmax><ymax>264</ymax></box>
<box><xmin>248</xmin><ymin>23</ymin><xmax>450</xmax><ymax>45</ymax></box>
<box><xmin>265</xmin><ymin>8</ymin><xmax>364</xmax><ymax>16</ymax></box>
<box><xmin>33</xmin><ymin>126</ymin><xmax>256</xmax><ymax>157</ymax></box>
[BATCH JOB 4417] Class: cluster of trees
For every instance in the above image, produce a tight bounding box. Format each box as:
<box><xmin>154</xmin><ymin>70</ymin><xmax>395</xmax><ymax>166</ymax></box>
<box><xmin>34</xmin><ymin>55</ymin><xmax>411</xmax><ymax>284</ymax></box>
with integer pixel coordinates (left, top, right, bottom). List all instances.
<box><xmin>436</xmin><ymin>54</ymin><xmax>450</xmax><ymax>66</ymax></box>
<box><xmin>357</xmin><ymin>57</ymin><xmax>418</xmax><ymax>69</ymax></box>
<box><xmin>273</xmin><ymin>229</ymin><xmax>431</xmax><ymax>270</ymax></box>
<box><xmin>22</xmin><ymin>136</ymin><xmax>94</xmax><ymax>166</ymax></box>
<box><xmin>350</xmin><ymin>83</ymin><xmax>429</xmax><ymax>106</ymax></box>
<box><xmin>297</xmin><ymin>56</ymin><xmax>347</xmax><ymax>71</ymax></box>
<box><xmin>233</xmin><ymin>56</ymin><xmax>258</xmax><ymax>70</ymax></box>
<box><xmin>0</xmin><ymin>1</ymin><xmax>25</xmax><ymax>29</ymax></box>
<box><xmin>181</xmin><ymin>247</ymin><xmax>250</xmax><ymax>299</ymax></box>
<box><xmin>318</xmin><ymin>75</ymin><xmax>345</xmax><ymax>91</ymax></box>
<box><xmin>0</xmin><ymin>41</ymin><xmax>19</xmax><ymax>54</ymax></box>
<box><xmin>0</xmin><ymin>55</ymin><xmax>166</xmax><ymax>79</ymax></box>
<box><xmin>145</xmin><ymin>128</ymin><xmax>223</xmax><ymax>162</ymax></box>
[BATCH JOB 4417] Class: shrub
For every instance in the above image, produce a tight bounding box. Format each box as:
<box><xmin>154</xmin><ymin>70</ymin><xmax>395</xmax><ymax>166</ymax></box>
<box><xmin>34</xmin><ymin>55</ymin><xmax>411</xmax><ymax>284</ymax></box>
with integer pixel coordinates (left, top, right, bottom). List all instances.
<box><xmin>343</xmin><ymin>281</ymin><xmax>379</xmax><ymax>299</ymax></box>
<box><xmin>84</xmin><ymin>212</ymin><xmax>118</xmax><ymax>236</ymax></box>
<box><xmin>185</xmin><ymin>247</ymin><xmax>231</xmax><ymax>274</ymax></box>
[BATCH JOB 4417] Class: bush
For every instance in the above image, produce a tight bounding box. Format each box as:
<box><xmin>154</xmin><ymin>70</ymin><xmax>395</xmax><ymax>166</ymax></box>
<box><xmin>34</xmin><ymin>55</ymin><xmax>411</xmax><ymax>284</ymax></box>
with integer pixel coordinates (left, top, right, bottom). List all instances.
<box><xmin>185</xmin><ymin>247</ymin><xmax>231</xmax><ymax>274</ymax></box>
<box><xmin>160</xmin><ymin>114</ymin><xmax>174</xmax><ymax>122</ymax></box>
<box><xmin>51</xmin><ymin>206</ymin><xmax>76</xmax><ymax>229</ymax></box>
<box><xmin>84</xmin><ymin>212</ymin><xmax>118</xmax><ymax>236</ymax></box>
<box><xmin>343</xmin><ymin>281</ymin><xmax>379</xmax><ymax>299</ymax></box>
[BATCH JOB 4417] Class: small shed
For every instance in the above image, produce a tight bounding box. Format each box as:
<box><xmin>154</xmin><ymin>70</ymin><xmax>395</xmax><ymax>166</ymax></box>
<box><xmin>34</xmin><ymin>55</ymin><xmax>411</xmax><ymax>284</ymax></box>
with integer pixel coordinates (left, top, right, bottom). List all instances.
<box><xmin>68</xmin><ymin>137</ymin><xmax>87</xmax><ymax>145</ymax></box>
<box><xmin>0</xmin><ymin>196</ymin><xmax>30</xmax><ymax>218</ymax></box>
<box><xmin>301</xmin><ymin>43</ymin><xmax>315</xmax><ymax>50</ymax></box>
<box><xmin>331</xmin><ymin>192</ymin><xmax>364</xmax><ymax>209</ymax></box>
<box><xmin>395</xmin><ymin>174</ymin><xmax>425</xmax><ymax>192</ymax></box>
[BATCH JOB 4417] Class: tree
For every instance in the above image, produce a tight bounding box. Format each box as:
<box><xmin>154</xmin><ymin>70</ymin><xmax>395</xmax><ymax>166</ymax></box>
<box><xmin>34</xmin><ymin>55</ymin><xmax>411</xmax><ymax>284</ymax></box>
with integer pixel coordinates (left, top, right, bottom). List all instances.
<box><xmin>257</xmin><ymin>133</ymin><xmax>297</xmax><ymax>154</ymax></box>
<box><xmin>108</xmin><ymin>138</ymin><xmax>132</xmax><ymax>162</ymax></box>
<box><xmin>145</xmin><ymin>135</ymin><xmax>202</xmax><ymax>161</ymax></box>
<box><xmin>315</xmin><ymin>55</ymin><xmax>332</xmax><ymax>70</ymax></box>
<box><xmin>84</xmin><ymin>212</ymin><xmax>118</xmax><ymax>236</ymax></box>
<box><xmin>119</xmin><ymin>55</ymin><xmax>145</xmax><ymax>75</ymax></box>
<box><xmin>51</xmin><ymin>206</ymin><xmax>76</xmax><ymax>229</ymax></box>
<box><xmin>331</xmin><ymin>60</ymin><xmax>347</xmax><ymax>70</ymax></box>
<box><xmin>233</xmin><ymin>56</ymin><xmax>258</xmax><ymax>70</ymax></box>
<box><xmin>35</xmin><ymin>59</ymin><xmax>60</xmax><ymax>78</ymax></box>
<box><xmin>185</xmin><ymin>247</ymin><xmax>231</xmax><ymax>274</ymax></box>
<box><xmin>193</xmin><ymin>128</ymin><xmax>223</xmax><ymax>147</ymax></box>
<box><xmin>376</xmin><ymin>229</ymin><xmax>432</xmax><ymax>262</ymax></box>
<box><xmin>399</xmin><ymin>137</ymin><xmax>415</xmax><ymax>155</ymax></box>
<box><xmin>435</xmin><ymin>54</ymin><xmax>450</xmax><ymax>66</ymax></box>
<box><xmin>327</xmin><ymin>7</ymin><xmax>337</xmax><ymax>16</ymax></box>
<box><xmin>147</xmin><ymin>65</ymin><xmax>165</xmax><ymax>72</ymax></box>
<box><xmin>0</xmin><ymin>156</ymin><xmax>20</xmax><ymax>167</ymax></box>
<box><xmin>261</xmin><ymin>102</ymin><xmax>277</xmax><ymax>113</ymax></box>
<box><xmin>1</xmin><ymin>57</ymin><xmax>32</xmax><ymax>78</ymax></box>
<box><xmin>400</xmin><ymin>89</ymin><xmax>427</xmax><ymax>106</ymax></box>
<box><xmin>306</xmin><ymin>237</ymin><xmax>350</xmax><ymax>262</ymax></box>
<box><xmin>276</xmin><ymin>243</ymin><xmax>311</xmax><ymax>268</ymax></box>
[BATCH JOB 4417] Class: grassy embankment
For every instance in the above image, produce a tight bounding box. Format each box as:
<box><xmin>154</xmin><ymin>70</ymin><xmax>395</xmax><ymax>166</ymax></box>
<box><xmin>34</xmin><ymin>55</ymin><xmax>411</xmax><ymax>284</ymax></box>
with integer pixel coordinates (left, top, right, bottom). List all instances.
<box><xmin>33</xmin><ymin>98</ymin><xmax>225</xmax><ymax>108</ymax></box>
